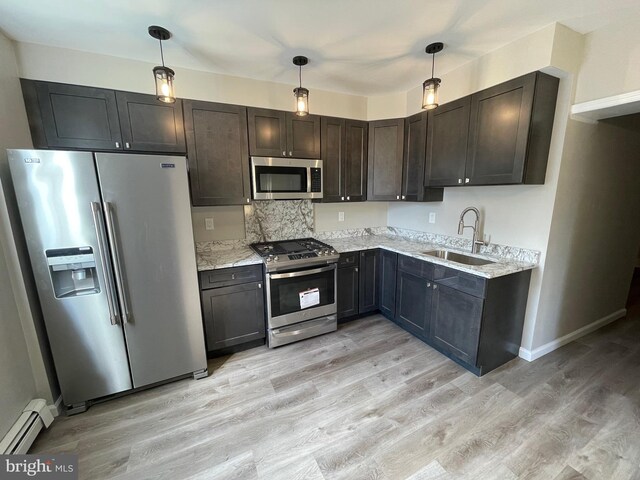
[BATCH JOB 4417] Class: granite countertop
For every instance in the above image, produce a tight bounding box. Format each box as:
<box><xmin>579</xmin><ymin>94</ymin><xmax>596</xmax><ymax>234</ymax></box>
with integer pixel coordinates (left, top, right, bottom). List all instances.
<box><xmin>326</xmin><ymin>234</ymin><xmax>536</xmax><ymax>279</ymax></box>
<box><xmin>195</xmin><ymin>233</ymin><xmax>536</xmax><ymax>279</ymax></box>
<box><xmin>195</xmin><ymin>241</ymin><xmax>262</xmax><ymax>271</ymax></box>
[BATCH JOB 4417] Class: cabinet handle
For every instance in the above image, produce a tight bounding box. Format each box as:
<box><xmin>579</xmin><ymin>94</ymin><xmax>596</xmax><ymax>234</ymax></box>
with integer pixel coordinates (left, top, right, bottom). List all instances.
<box><xmin>258</xmin><ymin>283</ymin><xmax>262</xmax><ymax>289</ymax></box>
<box><xmin>341</xmin><ymin>197</ymin><xmax>345</xmax><ymax>201</ymax></box>
<box><xmin>402</xmin><ymin>195</ymin><xmax>406</xmax><ymax>200</ymax></box>
<box><xmin>427</xmin><ymin>282</ymin><xmax>431</xmax><ymax>288</ymax></box>
<box><xmin>355</xmin><ymin>267</ymin><xmax>358</xmax><ymax>272</ymax></box>
<box><xmin>246</xmin><ymin>198</ymin><xmax>250</xmax><ymax>203</ymax></box>
<box><xmin>458</xmin><ymin>179</ymin><xmax>462</xmax><ymax>184</ymax></box>
<box><xmin>125</xmin><ymin>142</ymin><xmax>131</xmax><ymax>149</ymax></box>
<box><xmin>347</xmin><ymin>196</ymin><xmax>350</xmax><ymax>201</ymax></box>
<box><xmin>282</xmin><ymin>151</ymin><xmax>286</xmax><ymax>156</ymax></box>
<box><xmin>289</xmin><ymin>151</ymin><xmax>293</xmax><ymax>156</ymax></box>
<box><xmin>115</xmin><ymin>142</ymin><xmax>121</xmax><ymax>149</ymax></box>
<box><xmin>433</xmin><ymin>284</ymin><xmax>438</xmax><ymax>289</ymax></box>
<box><xmin>465</xmin><ymin>178</ymin><xmax>470</xmax><ymax>184</ymax></box>
<box><xmin>231</xmin><ymin>274</ymin><xmax>236</xmax><ymax>280</ymax></box>
<box><xmin>361</xmin><ymin>252</ymin><xmax>365</xmax><ymax>257</ymax></box>
<box><xmin>396</xmin><ymin>195</ymin><xmax>400</xmax><ymax>200</ymax></box>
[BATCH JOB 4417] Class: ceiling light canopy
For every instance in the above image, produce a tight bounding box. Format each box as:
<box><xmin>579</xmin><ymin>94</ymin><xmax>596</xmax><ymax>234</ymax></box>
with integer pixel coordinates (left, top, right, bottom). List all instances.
<box><xmin>422</xmin><ymin>42</ymin><xmax>444</xmax><ymax>111</ymax></box>
<box><xmin>148</xmin><ymin>25</ymin><xmax>176</xmax><ymax>104</ymax></box>
<box><xmin>293</xmin><ymin>56</ymin><xmax>309</xmax><ymax>116</ymax></box>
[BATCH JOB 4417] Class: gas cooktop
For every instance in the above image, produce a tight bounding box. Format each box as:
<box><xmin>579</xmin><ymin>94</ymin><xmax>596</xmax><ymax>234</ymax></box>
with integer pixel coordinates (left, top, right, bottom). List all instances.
<box><xmin>250</xmin><ymin>238</ymin><xmax>339</xmax><ymax>271</ymax></box>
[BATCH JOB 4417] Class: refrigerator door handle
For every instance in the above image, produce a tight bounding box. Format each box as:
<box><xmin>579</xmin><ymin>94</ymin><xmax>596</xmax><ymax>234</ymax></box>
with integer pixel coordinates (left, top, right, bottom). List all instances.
<box><xmin>90</xmin><ymin>202</ymin><xmax>120</xmax><ymax>325</ymax></box>
<box><xmin>103</xmin><ymin>202</ymin><xmax>132</xmax><ymax>324</ymax></box>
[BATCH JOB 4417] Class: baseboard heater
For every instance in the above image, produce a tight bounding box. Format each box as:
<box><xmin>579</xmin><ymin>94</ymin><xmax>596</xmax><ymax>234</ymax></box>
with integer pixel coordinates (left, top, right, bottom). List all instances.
<box><xmin>0</xmin><ymin>399</ymin><xmax>54</xmax><ymax>454</ymax></box>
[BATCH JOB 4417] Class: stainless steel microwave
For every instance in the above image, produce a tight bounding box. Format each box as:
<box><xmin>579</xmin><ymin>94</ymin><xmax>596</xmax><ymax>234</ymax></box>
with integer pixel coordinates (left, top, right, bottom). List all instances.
<box><xmin>251</xmin><ymin>157</ymin><xmax>323</xmax><ymax>200</ymax></box>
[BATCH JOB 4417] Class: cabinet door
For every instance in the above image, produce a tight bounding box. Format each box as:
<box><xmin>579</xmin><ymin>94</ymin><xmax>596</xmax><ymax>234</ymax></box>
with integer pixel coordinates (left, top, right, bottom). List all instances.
<box><xmin>378</xmin><ymin>250</ymin><xmax>398</xmax><ymax>320</ymax></box>
<box><xmin>358</xmin><ymin>250</ymin><xmax>379</xmax><ymax>314</ymax></box>
<box><xmin>337</xmin><ymin>265</ymin><xmax>359</xmax><ymax>319</ymax></box>
<box><xmin>201</xmin><ymin>281</ymin><xmax>266</xmax><ymax>351</ymax></box>
<box><xmin>345</xmin><ymin>120</ymin><xmax>368</xmax><ymax>202</ymax></box>
<box><xmin>24</xmin><ymin>80</ymin><xmax>122</xmax><ymax>151</ymax></box>
<box><xmin>466</xmin><ymin>73</ymin><xmax>536</xmax><ymax>185</ymax></box>
<box><xmin>321</xmin><ymin>117</ymin><xmax>345</xmax><ymax>202</ymax></box>
<box><xmin>286</xmin><ymin>113</ymin><xmax>321</xmax><ymax>158</ymax></box>
<box><xmin>367</xmin><ymin>119</ymin><xmax>404</xmax><ymax>201</ymax></box>
<box><xmin>430</xmin><ymin>283</ymin><xmax>483</xmax><ymax>365</ymax></box>
<box><xmin>247</xmin><ymin>108</ymin><xmax>287</xmax><ymax>157</ymax></box>
<box><xmin>184</xmin><ymin>100</ymin><xmax>250</xmax><ymax>206</ymax></box>
<box><xmin>402</xmin><ymin>112</ymin><xmax>427</xmax><ymax>201</ymax></box>
<box><xmin>425</xmin><ymin>96</ymin><xmax>471</xmax><ymax>187</ymax></box>
<box><xmin>395</xmin><ymin>270</ymin><xmax>432</xmax><ymax>340</ymax></box>
<box><xmin>116</xmin><ymin>91</ymin><xmax>186</xmax><ymax>153</ymax></box>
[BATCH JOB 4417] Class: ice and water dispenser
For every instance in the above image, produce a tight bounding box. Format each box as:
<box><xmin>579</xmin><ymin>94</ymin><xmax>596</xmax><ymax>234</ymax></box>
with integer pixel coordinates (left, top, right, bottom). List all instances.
<box><xmin>46</xmin><ymin>247</ymin><xmax>100</xmax><ymax>298</ymax></box>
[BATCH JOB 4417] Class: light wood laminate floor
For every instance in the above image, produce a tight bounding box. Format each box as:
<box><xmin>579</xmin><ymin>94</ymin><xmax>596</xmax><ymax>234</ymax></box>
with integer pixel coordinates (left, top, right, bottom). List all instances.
<box><xmin>31</xmin><ymin>309</ymin><xmax>640</xmax><ymax>480</ymax></box>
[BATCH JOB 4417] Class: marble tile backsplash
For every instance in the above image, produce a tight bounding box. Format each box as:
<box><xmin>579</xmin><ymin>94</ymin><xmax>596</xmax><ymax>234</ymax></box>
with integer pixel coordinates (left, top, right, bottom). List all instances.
<box><xmin>244</xmin><ymin>200</ymin><xmax>314</xmax><ymax>243</ymax></box>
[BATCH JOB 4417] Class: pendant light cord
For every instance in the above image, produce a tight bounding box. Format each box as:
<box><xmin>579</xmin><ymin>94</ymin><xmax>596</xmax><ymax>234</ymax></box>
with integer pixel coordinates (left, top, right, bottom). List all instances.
<box><xmin>159</xmin><ymin>38</ymin><xmax>165</xmax><ymax>67</ymax></box>
<box><xmin>299</xmin><ymin>65</ymin><xmax>302</xmax><ymax>89</ymax></box>
<box><xmin>431</xmin><ymin>53</ymin><xmax>435</xmax><ymax>79</ymax></box>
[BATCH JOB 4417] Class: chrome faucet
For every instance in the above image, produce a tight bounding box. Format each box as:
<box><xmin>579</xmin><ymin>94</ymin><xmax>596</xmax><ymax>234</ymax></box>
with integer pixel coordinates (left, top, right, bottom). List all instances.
<box><xmin>458</xmin><ymin>207</ymin><xmax>486</xmax><ymax>254</ymax></box>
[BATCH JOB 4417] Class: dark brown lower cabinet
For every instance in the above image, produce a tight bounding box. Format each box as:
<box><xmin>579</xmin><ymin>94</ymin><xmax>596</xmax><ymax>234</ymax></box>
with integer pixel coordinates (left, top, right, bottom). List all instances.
<box><xmin>378</xmin><ymin>250</ymin><xmax>398</xmax><ymax>319</ymax></box>
<box><xmin>429</xmin><ymin>283</ymin><xmax>483</xmax><ymax>365</ymax></box>
<box><xmin>200</xmin><ymin>266</ymin><xmax>265</xmax><ymax>353</ymax></box>
<box><xmin>395</xmin><ymin>270</ymin><xmax>432</xmax><ymax>340</ymax></box>
<box><xmin>336</xmin><ymin>250</ymin><xmax>379</xmax><ymax>321</ymax></box>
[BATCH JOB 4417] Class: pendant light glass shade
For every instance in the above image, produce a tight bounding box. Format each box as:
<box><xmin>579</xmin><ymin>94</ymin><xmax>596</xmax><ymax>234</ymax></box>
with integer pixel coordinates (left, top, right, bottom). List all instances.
<box><xmin>292</xmin><ymin>56</ymin><xmax>309</xmax><ymax>116</ymax></box>
<box><xmin>153</xmin><ymin>66</ymin><xmax>176</xmax><ymax>104</ymax></box>
<box><xmin>148</xmin><ymin>26</ymin><xmax>176</xmax><ymax>104</ymax></box>
<box><xmin>422</xmin><ymin>42</ymin><xmax>444</xmax><ymax>111</ymax></box>
<box><xmin>422</xmin><ymin>77</ymin><xmax>441</xmax><ymax>110</ymax></box>
<box><xmin>294</xmin><ymin>87</ymin><xmax>309</xmax><ymax>116</ymax></box>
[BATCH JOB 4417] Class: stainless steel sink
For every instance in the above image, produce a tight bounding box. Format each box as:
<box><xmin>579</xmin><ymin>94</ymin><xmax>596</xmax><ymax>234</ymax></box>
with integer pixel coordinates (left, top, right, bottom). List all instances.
<box><xmin>422</xmin><ymin>249</ymin><xmax>496</xmax><ymax>266</ymax></box>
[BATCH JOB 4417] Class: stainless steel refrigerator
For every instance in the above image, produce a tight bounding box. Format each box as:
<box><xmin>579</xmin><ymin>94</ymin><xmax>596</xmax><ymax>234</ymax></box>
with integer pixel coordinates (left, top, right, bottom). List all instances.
<box><xmin>7</xmin><ymin>149</ymin><xmax>207</xmax><ymax>413</ymax></box>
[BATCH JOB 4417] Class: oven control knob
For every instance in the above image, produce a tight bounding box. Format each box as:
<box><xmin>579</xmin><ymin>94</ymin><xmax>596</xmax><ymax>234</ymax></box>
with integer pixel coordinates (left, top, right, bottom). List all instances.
<box><xmin>274</xmin><ymin>256</ymin><xmax>279</xmax><ymax>261</ymax></box>
<box><xmin>266</xmin><ymin>257</ymin><xmax>272</xmax><ymax>263</ymax></box>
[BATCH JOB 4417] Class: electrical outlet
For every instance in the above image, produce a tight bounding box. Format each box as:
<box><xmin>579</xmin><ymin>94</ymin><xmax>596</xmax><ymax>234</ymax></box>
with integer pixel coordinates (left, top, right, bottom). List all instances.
<box><xmin>205</xmin><ymin>218</ymin><xmax>215</xmax><ymax>231</ymax></box>
<box><xmin>338</xmin><ymin>212</ymin><xmax>345</xmax><ymax>222</ymax></box>
<box><xmin>429</xmin><ymin>212</ymin><xmax>436</xmax><ymax>224</ymax></box>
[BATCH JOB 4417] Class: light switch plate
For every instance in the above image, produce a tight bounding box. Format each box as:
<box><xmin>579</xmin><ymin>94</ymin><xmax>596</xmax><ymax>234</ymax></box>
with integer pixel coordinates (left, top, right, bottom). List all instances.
<box><xmin>429</xmin><ymin>212</ymin><xmax>436</xmax><ymax>224</ymax></box>
<box><xmin>338</xmin><ymin>212</ymin><xmax>345</xmax><ymax>222</ymax></box>
<box><xmin>205</xmin><ymin>218</ymin><xmax>215</xmax><ymax>230</ymax></box>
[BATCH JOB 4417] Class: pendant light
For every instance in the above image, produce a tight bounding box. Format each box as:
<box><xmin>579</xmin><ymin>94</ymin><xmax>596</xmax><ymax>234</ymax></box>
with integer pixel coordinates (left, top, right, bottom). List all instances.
<box><xmin>292</xmin><ymin>56</ymin><xmax>309</xmax><ymax>116</ymax></box>
<box><xmin>422</xmin><ymin>42</ymin><xmax>444</xmax><ymax>110</ymax></box>
<box><xmin>148</xmin><ymin>25</ymin><xmax>176</xmax><ymax>104</ymax></box>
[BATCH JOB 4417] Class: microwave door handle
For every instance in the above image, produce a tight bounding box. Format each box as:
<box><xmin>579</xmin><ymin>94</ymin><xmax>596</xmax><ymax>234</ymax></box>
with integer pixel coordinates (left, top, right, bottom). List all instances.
<box><xmin>307</xmin><ymin>167</ymin><xmax>312</xmax><ymax>194</ymax></box>
<box><xmin>268</xmin><ymin>264</ymin><xmax>336</xmax><ymax>280</ymax></box>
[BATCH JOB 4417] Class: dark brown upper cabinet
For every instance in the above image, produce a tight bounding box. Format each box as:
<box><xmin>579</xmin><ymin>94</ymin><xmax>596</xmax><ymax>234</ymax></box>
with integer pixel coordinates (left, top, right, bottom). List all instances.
<box><xmin>425</xmin><ymin>71</ymin><xmax>559</xmax><ymax>187</ymax></box>
<box><xmin>183</xmin><ymin>100</ymin><xmax>250</xmax><ymax>206</ymax></box>
<box><xmin>466</xmin><ymin>71</ymin><xmax>559</xmax><ymax>185</ymax></box>
<box><xmin>367</xmin><ymin>118</ymin><xmax>404</xmax><ymax>201</ymax></box>
<box><xmin>21</xmin><ymin>79</ymin><xmax>123</xmax><ymax>151</ymax></box>
<box><xmin>115</xmin><ymin>91</ymin><xmax>186</xmax><ymax>154</ymax></box>
<box><xmin>248</xmin><ymin>107</ymin><xmax>320</xmax><ymax>159</ymax></box>
<box><xmin>321</xmin><ymin>117</ymin><xmax>368</xmax><ymax>203</ymax></box>
<box><xmin>403</xmin><ymin>112</ymin><xmax>444</xmax><ymax>202</ymax></box>
<box><xmin>425</xmin><ymin>96</ymin><xmax>471</xmax><ymax>187</ymax></box>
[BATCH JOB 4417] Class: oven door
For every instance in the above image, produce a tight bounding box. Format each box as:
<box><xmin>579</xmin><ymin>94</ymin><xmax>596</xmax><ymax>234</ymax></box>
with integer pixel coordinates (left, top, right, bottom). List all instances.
<box><xmin>266</xmin><ymin>264</ymin><xmax>337</xmax><ymax>328</ymax></box>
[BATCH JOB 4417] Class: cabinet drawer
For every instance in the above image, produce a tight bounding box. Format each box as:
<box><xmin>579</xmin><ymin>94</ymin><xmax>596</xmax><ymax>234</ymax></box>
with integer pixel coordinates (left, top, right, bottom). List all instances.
<box><xmin>433</xmin><ymin>266</ymin><xmax>486</xmax><ymax>298</ymax></box>
<box><xmin>200</xmin><ymin>265</ymin><xmax>263</xmax><ymax>290</ymax></box>
<box><xmin>398</xmin><ymin>254</ymin><xmax>433</xmax><ymax>279</ymax></box>
<box><xmin>338</xmin><ymin>252</ymin><xmax>359</xmax><ymax>268</ymax></box>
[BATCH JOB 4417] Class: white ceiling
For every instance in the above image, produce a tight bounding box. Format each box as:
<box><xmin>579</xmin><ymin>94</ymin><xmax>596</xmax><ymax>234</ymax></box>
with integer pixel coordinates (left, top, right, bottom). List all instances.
<box><xmin>1</xmin><ymin>0</ymin><xmax>638</xmax><ymax>96</ymax></box>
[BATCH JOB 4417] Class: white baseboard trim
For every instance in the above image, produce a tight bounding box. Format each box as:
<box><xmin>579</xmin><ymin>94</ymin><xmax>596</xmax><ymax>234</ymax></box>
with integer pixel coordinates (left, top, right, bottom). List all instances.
<box><xmin>519</xmin><ymin>308</ymin><xmax>627</xmax><ymax>362</ymax></box>
<box><xmin>48</xmin><ymin>395</ymin><xmax>63</xmax><ymax>418</ymax></box>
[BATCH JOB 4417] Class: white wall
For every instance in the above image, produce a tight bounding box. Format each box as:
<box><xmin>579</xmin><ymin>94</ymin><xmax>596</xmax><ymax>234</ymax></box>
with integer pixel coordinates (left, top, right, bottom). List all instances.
<box><xmin>574</xmin><ymin>15</ymin><xmax>640</xmax><ymax>104</ymax></box>
<box><xmin>532</xmin><ymin>115</ymin><xmax>640</xmax><ymax>349</ymax></box>
<box><xmin>0</xmin><ymin>32</ymin><xmax>56</xmax><ymax>439</ymax></box>
<box><xmin>315</xmin><ymin>202</ymin><xmax>388</xmax><ymax>232</ymax></box>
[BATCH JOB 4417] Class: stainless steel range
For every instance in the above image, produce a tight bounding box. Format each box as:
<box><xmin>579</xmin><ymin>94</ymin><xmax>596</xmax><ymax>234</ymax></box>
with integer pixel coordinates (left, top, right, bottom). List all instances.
<box><xmin>251</xmin><ymin>238</ymin><xmax>340</xmax><ymax>347</ymax></box>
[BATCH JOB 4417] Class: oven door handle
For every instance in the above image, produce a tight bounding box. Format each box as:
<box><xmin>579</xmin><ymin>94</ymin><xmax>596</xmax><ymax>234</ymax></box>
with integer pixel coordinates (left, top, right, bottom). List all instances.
<box><xmin>268</xmin><ymin>264</ymin><xmax>336</xmax><ymax>280</ymax></box>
